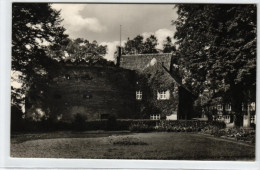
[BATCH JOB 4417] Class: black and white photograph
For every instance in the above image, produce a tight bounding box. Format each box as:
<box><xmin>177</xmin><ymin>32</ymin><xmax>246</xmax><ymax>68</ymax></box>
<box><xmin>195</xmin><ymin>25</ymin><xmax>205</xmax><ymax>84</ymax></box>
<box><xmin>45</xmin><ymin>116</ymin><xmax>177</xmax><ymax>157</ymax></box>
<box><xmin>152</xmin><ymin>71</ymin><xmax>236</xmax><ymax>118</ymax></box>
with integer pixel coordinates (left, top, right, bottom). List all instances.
<box><xmin>10</xmin><ymin>3</ymin><xmax>256</xmax><ymax>161</ymax></box>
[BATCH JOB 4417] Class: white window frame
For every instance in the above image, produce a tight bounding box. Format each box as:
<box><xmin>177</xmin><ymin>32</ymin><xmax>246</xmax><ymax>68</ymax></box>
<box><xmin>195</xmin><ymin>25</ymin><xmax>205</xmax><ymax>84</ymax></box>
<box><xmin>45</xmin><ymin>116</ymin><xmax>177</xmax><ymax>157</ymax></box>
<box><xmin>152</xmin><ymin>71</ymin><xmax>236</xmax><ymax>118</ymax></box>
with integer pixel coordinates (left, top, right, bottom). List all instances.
<box><xmin>136</xmin><ymin>91</ymin><xmax>142</xmax><ymax>100</ymax></box>
<box><xmin>158</xmin><ymin>91</ymin><xmax>167</xmax><ymax>100</ymax></box>
<box><xmin>250</xmin><ymin>102</ymin><xmax>256</xmax><ymax>111</ymax></box>
<box><xmin>150</xmin><ymin>114</ymin><xmax>161</xmax><ymax>120</ymax></box>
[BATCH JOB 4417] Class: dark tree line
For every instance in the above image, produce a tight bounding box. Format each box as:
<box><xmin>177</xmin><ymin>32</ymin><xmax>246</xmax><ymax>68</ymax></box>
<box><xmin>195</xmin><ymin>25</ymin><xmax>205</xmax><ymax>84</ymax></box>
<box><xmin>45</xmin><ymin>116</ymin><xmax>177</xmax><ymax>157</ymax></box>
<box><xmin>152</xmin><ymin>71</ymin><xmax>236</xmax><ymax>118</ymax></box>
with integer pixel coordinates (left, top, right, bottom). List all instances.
<box><xmin>122</xmin><ymin>35</ymin><xmax>176</xmax><ymax>55</ymax></box>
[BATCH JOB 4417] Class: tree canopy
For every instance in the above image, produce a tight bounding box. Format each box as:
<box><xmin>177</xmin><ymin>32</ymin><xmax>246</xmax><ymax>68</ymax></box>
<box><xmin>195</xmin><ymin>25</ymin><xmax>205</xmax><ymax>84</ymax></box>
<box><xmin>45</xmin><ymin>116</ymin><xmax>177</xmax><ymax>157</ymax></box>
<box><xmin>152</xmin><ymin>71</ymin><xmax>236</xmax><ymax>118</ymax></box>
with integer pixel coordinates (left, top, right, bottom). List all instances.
<box><xmin>53</xmin><ymin>38</ymin><xmax>107</xmax><ymax>64</ymax></box>
<box><xmin>122</xmin><ymin>34</ymin><xmax>161</xmax><ymax>54</ymax></box>
<box><xmin>12</xmin><ymin>3</ymin><xmax>67</xmax><ymax>107</ymax></box>
<box><xmin>162</xmin><ymin>36</ymin><xmax>176</xmax><ymax>53</ymax></box>
<box><xmin>173</xmin><ymin>4</ymin><xmax>256</xmax><ymax>125</ymax></box>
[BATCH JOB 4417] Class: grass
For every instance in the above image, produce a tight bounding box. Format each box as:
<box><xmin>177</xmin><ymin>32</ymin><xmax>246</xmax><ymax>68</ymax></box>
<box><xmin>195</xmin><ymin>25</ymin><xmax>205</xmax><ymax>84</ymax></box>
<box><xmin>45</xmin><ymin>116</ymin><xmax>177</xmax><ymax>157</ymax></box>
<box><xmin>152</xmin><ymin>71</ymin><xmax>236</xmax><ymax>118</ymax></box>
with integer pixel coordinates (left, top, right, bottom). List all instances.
<box><xmin>11</xmin><ymin>131</ymin><xmax>255</xmax><ymax>160</ymax></box>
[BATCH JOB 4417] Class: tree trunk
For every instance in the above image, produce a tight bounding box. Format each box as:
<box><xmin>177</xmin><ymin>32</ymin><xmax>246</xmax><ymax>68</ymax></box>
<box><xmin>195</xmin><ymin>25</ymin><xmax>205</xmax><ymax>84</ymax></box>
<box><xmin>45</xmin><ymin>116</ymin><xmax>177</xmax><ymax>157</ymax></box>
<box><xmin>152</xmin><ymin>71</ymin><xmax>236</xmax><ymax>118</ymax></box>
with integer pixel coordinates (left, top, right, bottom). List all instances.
<box><xmin>230</xmin><ymin>84</ymin><xmax>244</xmax><ymax>127</ymax></box>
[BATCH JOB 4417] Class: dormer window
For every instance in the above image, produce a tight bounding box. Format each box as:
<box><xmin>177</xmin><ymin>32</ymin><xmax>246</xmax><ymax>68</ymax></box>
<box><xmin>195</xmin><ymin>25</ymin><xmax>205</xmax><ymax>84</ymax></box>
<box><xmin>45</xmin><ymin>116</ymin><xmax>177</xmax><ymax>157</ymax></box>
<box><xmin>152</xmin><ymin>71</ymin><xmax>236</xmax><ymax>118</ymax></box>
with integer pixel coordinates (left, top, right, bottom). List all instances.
<box><xmin>157</xmin><ymin>90</ymin><xmax>170</xmax><ymax>100</ymax></box>
<box><xmin>136</xmin><ymin>91</ymin><xmax>142</xmax><ymax>100</ymax></box>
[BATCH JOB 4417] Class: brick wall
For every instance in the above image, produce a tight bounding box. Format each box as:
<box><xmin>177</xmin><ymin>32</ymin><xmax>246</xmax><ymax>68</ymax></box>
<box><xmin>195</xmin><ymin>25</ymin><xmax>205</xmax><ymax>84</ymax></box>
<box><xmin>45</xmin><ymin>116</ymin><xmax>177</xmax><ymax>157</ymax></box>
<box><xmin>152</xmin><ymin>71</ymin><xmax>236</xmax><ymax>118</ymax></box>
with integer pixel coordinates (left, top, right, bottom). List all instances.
<box><xmin>27</xmin><ymin>65</ymin><xmax>139</xmax><ymax>122</ymax></box>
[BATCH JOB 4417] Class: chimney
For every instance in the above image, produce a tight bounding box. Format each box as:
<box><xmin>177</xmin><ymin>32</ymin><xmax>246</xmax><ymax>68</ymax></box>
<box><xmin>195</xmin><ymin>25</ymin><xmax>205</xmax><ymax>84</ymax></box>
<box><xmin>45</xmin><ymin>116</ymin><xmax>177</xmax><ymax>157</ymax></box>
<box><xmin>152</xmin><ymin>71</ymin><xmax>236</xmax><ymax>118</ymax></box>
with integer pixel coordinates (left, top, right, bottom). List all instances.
<box><xmin>116</xmin><ymin>46</ymin><xmax>121</xmax><ymax>67</ymax></box>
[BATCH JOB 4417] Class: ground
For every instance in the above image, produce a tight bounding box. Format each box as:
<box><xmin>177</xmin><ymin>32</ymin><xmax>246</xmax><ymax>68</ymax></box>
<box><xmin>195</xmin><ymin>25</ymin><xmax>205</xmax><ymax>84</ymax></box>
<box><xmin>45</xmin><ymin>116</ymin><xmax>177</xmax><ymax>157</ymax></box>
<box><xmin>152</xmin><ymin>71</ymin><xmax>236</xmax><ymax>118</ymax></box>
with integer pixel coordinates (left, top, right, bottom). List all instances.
<box><xmin>11</xmin><ymin>131</ymin><xmax>255</xmax><ymax>160</ymax></box>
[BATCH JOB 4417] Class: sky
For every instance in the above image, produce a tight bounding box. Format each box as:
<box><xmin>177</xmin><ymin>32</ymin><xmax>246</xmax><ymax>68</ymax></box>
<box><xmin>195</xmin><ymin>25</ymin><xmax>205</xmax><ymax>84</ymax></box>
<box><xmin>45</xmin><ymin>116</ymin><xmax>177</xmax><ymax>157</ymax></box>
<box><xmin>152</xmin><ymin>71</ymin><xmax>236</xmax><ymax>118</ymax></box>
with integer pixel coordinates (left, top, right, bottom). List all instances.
<box><xmin>51</xmin><ymin>4</ymin><xmax>178</xmax><ymax>61</ymax></box>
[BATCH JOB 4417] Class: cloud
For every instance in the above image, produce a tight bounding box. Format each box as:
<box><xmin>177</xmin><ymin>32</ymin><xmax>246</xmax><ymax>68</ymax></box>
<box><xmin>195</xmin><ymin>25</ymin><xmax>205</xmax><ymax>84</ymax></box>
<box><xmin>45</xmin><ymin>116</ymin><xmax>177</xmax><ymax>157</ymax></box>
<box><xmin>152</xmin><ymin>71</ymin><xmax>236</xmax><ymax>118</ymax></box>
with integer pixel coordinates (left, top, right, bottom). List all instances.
<box><xmin>100</xmin><ymin>40</ymin><xmax>126</xmax><ymax>61</ymax></box>
<box><xmin>142</xmin><ymin>28</ymin><xmax>176</xmax><ymax>49</ymax></box>
<box><xmin>52</xmin><ymin>4</ymin><xmax>106</xmax><ymax>37</ymax></box>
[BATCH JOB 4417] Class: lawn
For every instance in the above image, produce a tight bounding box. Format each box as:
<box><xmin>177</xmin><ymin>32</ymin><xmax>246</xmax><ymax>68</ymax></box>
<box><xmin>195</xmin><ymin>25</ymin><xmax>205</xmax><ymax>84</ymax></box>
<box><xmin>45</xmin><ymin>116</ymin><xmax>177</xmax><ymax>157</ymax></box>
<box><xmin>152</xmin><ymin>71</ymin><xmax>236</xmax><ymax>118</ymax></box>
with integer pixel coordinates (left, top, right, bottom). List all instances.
<box><xmin>11</xmin><ymin>131</ymin><xmax>255</xmax><ymax>160</ymax></box>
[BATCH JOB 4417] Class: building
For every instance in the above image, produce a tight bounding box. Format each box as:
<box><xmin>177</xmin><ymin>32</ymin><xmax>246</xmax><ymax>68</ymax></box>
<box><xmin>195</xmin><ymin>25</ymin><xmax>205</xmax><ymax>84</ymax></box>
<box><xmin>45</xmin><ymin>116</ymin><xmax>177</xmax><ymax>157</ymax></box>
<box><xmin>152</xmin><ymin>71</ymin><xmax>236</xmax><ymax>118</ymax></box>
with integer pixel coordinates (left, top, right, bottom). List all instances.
<box><xmin>25</xmin><ymin>60</ymin><xmax>139</xmax><ymax>122</ymax></box>
<box><xmin>200</xmin><ymin>89</ymin><xmax>256</xmax><ymax>127</ymax></box>
<box><xmin>25</xmin><ymin>50</ymin><xmax>195</xmax><ymax>122</ymax></box>
<box><xmin>118</xmin><ymin>50</ymin><xmax>195</xmax><ymax>120</ymax></box>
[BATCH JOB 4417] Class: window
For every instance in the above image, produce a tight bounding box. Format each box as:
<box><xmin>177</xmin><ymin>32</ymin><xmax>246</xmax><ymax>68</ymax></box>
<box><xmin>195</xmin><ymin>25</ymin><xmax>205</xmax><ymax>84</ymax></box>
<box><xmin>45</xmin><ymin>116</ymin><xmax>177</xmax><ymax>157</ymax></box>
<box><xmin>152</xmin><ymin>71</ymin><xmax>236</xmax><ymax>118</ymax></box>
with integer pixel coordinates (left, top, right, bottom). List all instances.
<box><xmin>217</xmin><ymin>104</ymin><xmax>223</xmax><ymax>111</ymax></box>
<box><xmin>160</xmin><ymin>91</ymin><xmax>166</xmax><ymax>99</ymax></box>
<box><xmin>242</xmin><ymin>103</ymin><xmax>246</xmax><ymax>111</ymax></box>
<box><xmin>157</xmin><ymin>90</ymin><xmax>170</xmax><ymax>100</ymax></box>
<box><xmin>250</xmin><ymin>102</ymin><xmax>256</xmax><ymax>111</ymax></box>
<box><xmin>150</xmin><ymin>114</ymin><xmax>160</xmax><ymax>120</ymax></box>
<box><xmin>225</xmin><ymin>104</ymin><xmax>231</xmax><ymax>111</ymax></box>
<box><xmin>136</xmin><ymin>91</ymin><xmax>142</xmax><ymax>100</ymax></box>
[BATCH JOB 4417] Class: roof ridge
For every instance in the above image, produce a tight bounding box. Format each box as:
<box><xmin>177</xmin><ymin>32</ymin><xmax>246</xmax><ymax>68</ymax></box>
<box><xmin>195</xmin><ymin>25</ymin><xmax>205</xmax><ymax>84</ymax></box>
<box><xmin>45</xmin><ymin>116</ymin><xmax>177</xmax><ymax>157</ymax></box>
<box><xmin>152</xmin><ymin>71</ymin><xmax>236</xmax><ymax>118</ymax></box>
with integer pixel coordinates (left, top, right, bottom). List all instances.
<box><xmin>122</xmin><ymin>53</ymin><xmax>172</xmax><ymax>57</ymax></box>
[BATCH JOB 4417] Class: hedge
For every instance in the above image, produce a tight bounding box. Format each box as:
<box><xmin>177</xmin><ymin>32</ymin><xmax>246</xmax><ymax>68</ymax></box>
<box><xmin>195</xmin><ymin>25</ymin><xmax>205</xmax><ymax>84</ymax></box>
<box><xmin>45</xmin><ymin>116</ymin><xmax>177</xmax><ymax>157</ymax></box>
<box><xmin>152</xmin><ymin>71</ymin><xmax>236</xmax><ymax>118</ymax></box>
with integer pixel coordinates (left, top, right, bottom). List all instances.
<box><xmin>11</xmin><ymin>119</ymin><xmax>226</xmax><ymax>133</ymax></box>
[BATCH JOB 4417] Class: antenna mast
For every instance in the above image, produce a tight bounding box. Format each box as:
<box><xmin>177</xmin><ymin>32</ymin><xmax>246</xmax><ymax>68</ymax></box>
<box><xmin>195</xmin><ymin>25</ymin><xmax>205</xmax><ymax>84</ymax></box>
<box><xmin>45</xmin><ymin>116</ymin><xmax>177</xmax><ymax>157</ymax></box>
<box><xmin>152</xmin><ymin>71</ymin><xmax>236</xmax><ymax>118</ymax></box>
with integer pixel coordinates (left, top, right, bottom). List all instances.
<box><xmin>120</xmin><ymin>25</ymin><xmax>122</xmax><ymax>47</ymax></box>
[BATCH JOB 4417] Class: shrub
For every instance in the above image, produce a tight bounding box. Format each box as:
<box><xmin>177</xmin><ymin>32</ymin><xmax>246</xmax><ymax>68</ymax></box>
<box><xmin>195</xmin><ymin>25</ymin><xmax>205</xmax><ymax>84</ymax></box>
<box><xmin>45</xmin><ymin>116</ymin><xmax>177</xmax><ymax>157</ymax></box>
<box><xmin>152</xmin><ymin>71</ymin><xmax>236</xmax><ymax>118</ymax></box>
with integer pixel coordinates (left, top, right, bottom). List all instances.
<box><xmin>156</xmin><ymin>120</ymin><xmax>209</xmax><ymax>132</ymax></box>
<box><xmin>11</xmin><ymin>106</ymin><xmax>24</xmax><ymax>132</ymax></box>
<box><xmin>73</xmin><ymin>113</ymin><xmax>87</xmax><ymax>131</ymax></box>
<box><xmin>107</xmin><ymin>115</ymin><xmax>118</xmax><ymax>130</ymax></box>
<box><xmin>201</xmin><ymin>125</ymin><xmax>256</xmax><ymax>143</ymax></box>
<box><xmin>11</xmin><ymin>118</ymin><xmax>229</xmax><ymax>134</ymax></box>
<box><xmin>129</xmin><ymin>122</ymin><xmax>154</xmax><ymax>132</ymax></box>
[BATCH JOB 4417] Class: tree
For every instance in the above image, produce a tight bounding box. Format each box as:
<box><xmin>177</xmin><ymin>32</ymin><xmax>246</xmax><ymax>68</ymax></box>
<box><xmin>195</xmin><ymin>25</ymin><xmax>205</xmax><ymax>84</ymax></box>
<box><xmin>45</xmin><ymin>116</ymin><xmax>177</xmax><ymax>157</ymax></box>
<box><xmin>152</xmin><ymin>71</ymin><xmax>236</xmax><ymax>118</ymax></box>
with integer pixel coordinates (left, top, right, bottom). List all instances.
<box><xmin>123</xmin><ymin>35</ymin><xmax>144</xmax><ymax>54</ymax></box>
<box><xmin>12</xmin><ymin>3</ymin><xmax>67</xmax><ymax>108</ymax></box>
<box><xmin>55</xmin><ymin>38</ymin><xmax>107</xmax><ymax>64</ymax></box>
<box><xmin>173</xmin><ymin>4</ymin><xmax>256</xmax><ymax>126</ymax></box>
<box><xmin>162</xmin><ymin>36</ymin><xmax>176</xmax><ymax>53</ymax></box>
<box><xmin>123</xmin><ymin>34</ymin><xmax>160</xmax><ymax>55</ymax></box>
<box><xmin>143</xmin><ymin>35</ymin><xmax>158</xmax><ymax>54</ymax></box>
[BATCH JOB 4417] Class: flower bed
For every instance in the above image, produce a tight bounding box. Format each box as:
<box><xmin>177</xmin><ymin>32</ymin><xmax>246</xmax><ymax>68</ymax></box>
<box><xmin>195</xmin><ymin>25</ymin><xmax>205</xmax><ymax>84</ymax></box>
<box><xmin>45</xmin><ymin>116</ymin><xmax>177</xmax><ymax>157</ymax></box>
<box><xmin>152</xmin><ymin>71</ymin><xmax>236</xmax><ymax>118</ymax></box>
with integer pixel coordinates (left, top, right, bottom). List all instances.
<box><xmin>201</xmin><ymin>126</ymin><xmax>256</xmax><ymax>144</ymax></box>
<box><xmin>129</xmin><ymin>120</ymin><xmax>226</xmax><ymax>133</ymax></box>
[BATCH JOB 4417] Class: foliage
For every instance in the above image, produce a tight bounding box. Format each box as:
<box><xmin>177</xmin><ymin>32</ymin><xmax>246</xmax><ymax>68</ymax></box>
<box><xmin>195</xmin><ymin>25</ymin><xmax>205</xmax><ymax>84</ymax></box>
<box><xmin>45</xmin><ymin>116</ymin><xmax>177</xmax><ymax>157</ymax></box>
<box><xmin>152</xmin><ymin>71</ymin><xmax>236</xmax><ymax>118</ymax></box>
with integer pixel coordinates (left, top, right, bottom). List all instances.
<box><xmin>122</xmin><ymin>35</ymin><xmax>159</xmax><ymax>54</ymax></box>
<box><xmin>129</xmin><ymin>122</ymin><xmax>155</xmax><ymax>132</ymax></box>
<box><xmin>12</xmin><ymin>3</ymin><xmax>67</xmax><ymax>108</ymax></box>
<box><xmin>107</xmin><ymin>115</ymin><xmax>118</xmax><ymax>130</ymax></box>
<box><xmin>141</xmin><ymin>63</ymin><xmax>178</xmax><ymax>118</ymax></box>
<box><xmin>156</xmin><ymin>120</ymin><xmax>225</xmax><ymax>132</ymax></box>
<box><xmin>173</xmin><ymin>4</ymin><xmax>256</xmax><ymax>126</ymax></box>
<box><xmin>11</xmin><ymin>105</ymin><xmax>24</xmax><ymax>131</ymax></box>
<box><xmin>201</xmin><ymin>126</ymin><xmax>255</xmax><ymax>143</ymax></box>
<box><xmin>123</xmin><ymin>35</ymin><xmax>144</xmax><ymax>54</ymax></box>
<box><xmin>142</xmin><ymin>35</ymin><xmax>159</xmax><ymax>54</ymax></box>
<box><xmin>162</xmin><ymin>36</ymin><xmax>176</xmax><ymax>53</ymax></box>
<box><xmin>50</xmin><ymin>38</ymin><xmax>107</xmax><ymax>64</ymax></box>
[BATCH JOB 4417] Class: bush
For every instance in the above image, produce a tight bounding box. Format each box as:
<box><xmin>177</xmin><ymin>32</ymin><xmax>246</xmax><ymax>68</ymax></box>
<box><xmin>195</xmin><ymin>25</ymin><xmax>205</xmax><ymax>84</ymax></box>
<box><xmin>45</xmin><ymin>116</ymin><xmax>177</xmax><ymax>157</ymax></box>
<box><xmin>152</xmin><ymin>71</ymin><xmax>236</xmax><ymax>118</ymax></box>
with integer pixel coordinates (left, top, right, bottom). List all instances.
<box><xmin>129</xmin><ymin>122</ymin><xmax>154</xmax><ymax>132</ymax></box>
<box><xmin>107</xmin><ymin>115</ymin><xmax>117</xmax><ymax>130</ymax></box>
<box><xmin>201</xmin><ymin>125</ymin><xmax>256</xmax><ymax>143</ymax></box>
<box><xmin>11</xmin><ymin>118</ymin><xmax>228</xmax><ymax>134</ymax></box>
<box><xmin>11</xmin><ymin>106</ymin><xmax>24</xmax><ymax>132</ymax></box>
<box><xmin>156</xmin><ymin>120</ymin><xmax>208</xmax><ymax>132</ymax></box>
<box><xmin>73</xmin><ymin>113</ymin><xmax>87</xmax><ymax>131</ymax></box>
